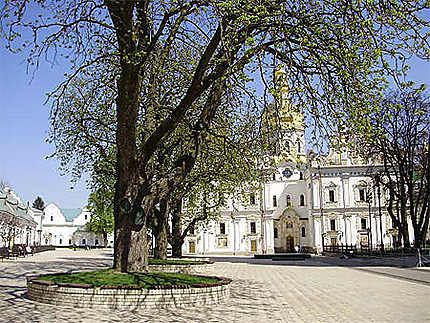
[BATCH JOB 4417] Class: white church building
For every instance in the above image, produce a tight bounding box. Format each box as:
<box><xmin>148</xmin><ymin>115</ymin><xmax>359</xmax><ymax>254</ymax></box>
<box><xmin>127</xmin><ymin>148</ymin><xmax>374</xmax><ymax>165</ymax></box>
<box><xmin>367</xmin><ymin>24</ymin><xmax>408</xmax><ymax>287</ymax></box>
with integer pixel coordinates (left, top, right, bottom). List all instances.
<box><xmin>182</xmin><ymin>68</ymin><xmax>399</xmax><ymax>256</ymax></box>
<box><xmin>34</xmin><ymin>203</ymin><xmax>106</xmax><ymax>247</ymax></box>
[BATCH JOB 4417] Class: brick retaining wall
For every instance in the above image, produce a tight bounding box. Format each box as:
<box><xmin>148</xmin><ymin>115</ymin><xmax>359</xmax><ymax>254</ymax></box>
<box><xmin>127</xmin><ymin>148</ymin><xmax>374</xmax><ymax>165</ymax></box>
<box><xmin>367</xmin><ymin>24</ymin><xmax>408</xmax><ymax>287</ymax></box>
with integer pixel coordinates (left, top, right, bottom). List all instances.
<box><xmin>147</xmin><ymin>262</ymin><xmax>213</xmax><ymax>274</ymax></box>
<box><xmin>27</xmin><ymin>275</ymin><xmax>231</xmax><ymax>310</ymax></box>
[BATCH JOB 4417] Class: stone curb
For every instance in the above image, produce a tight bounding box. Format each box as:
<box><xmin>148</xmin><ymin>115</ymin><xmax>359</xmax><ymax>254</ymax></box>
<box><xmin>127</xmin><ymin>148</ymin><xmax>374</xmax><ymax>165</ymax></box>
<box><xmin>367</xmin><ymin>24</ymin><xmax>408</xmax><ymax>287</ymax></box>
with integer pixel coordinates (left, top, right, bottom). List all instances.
<box><xmin>27</xmin><ymin>272</ymin><xmax>231</xmax><ymax>310</ymax></box>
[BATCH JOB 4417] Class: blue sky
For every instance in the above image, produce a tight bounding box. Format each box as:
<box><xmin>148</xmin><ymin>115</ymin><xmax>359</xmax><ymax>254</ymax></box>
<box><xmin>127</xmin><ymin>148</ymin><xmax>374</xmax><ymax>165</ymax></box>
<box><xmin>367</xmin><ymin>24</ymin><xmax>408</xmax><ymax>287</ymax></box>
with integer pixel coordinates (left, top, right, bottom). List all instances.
<box><xmin>0</xmin><ymin>49</ymin><xmax>90</xmax><ymax>208</ymax></box>
<box><xmin>0</xmin><ymin>46</ymin><xmax>429</xmax><ymax>208</ymax></box>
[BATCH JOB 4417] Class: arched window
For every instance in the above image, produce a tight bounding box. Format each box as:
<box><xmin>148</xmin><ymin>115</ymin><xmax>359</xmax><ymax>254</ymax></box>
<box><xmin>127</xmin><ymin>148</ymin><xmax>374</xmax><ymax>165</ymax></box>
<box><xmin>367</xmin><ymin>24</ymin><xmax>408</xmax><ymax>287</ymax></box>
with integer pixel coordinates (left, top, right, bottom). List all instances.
<box><xmin>329</xmin><ymin>190</ymin><xmax>335</xmax><ymax>202</ymax></box>
<box><xmin>299</xmin><ymin>171</ymin><xmax>304</xmax><ymax>180</ymax></box>
<box><xmin>285</xmin><ymin>141</ymin><xmax>290</xmax><ymax>152</ymax></box>
<box><xmin>297</xmin><ymin>140</ymin><xmax>301</xmax><ymax>153</ymax></box>
<box><xmin>286</xmin><ymin>195</ymin><xmax>291</xmax><ymax>207</ymax></box>
<box><xmin>286</xmin><ymin>222</ymin><xmax>293</xmax><ymax>229</ymax></box>
<box><xmin>300</xmin><ymin>194</ymin><xmax>305</xmax><ymax>206</ymax></box>
<box><xmin>274</xmin><ymin>227</ymin><xmax>278</xmax><ymax>239</ymax></box>
<box><xmin>301</xmin><ymin>227</ymin><xmax>306</xmax><ymax>237</ymax></box>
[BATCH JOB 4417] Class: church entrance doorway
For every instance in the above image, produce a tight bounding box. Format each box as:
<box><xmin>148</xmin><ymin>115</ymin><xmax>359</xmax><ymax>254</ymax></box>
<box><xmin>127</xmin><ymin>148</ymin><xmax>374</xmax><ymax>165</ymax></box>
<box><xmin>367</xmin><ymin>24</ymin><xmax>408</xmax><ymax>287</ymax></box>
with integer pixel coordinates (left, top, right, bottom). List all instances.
<box><xmin>189</xmin><ymin>241</ymin><xmax>195</xmax><ymax>254</ymax></box>
<box><xmin>286</xmin><ymin>236</ymin><xmax>294</xmax><ymax>253</ymax></box>
<box><xmin>330</xmin><ymin>237</ymin><xmax>337</xmax><ymax>246</ymax></box>
<box><xmin>250</xmin><ymin>240</ymin><xmax>257</xmax><ymax>252</ymax></box>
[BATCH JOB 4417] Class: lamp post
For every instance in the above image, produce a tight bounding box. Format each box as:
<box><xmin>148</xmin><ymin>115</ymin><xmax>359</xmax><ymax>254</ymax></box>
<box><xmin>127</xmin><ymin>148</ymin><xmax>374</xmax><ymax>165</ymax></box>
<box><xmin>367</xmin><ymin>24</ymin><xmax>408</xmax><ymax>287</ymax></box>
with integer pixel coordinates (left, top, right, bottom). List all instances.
<box><xmin>375</xmin><ymin>174</ymin><xmax>385</xmax><ymax>252</ymax></box>
<box><xmin>260</xmin><ymin>168</ymin><xmax>266</xmax><ymax>254</ymax></box>
<box><xmin>318</xmin><ymin>165</ymin><xmax>325</xmax><ymax>252</ymax></box>
<box><xmin>367</xmin><ymin>190</ymin><xmax>373</xmax><ymax>250</ymax></box>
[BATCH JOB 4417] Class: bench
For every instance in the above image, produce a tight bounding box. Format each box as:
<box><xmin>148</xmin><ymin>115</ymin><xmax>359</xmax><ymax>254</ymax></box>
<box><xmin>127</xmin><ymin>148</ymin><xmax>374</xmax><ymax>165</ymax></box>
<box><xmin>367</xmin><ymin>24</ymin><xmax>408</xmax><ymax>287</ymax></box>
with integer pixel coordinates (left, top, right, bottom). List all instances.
<box><xmin>0</xmin><ymin>247</ymin><xmax>10</xmax><ymax>261</ymax></box>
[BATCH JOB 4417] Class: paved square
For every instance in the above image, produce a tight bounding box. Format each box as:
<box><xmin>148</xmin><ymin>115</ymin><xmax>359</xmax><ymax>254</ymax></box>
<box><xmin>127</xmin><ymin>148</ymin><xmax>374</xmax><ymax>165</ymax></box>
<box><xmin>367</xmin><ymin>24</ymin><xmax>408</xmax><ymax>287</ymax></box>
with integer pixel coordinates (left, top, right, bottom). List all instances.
<box><xmin>1</xmin><ymin>249</ymin><xmax>429</xmax><ymax>322</ymax></box>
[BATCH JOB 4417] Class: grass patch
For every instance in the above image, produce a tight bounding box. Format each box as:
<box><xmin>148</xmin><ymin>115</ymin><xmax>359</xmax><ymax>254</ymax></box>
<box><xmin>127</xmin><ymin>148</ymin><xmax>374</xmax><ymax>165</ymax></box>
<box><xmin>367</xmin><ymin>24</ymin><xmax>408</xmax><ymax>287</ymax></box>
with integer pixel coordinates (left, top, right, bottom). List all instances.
<box><xmin>148</xmin><ymin>258</ymin><xmax>205</xmax><ymax>265</ymax></box>
<box><xmin>37</xmin><ymin>269</ymin><xmax>218</xmax><ymax>288</ymax></box>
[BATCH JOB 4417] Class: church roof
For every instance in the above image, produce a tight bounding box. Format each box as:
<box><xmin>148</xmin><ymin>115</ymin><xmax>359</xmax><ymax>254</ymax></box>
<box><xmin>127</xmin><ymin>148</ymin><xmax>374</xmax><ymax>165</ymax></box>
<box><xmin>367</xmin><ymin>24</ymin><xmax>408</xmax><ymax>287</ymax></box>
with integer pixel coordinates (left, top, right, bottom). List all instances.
<box><xmin>0</xmin><ymin>187</ymin><xmax>37</xmax><ymax>226</ymax></box>
<box><xmin>61</xmin><ymin>208</ymin><xmax>82</xmax><ymax>222</ymax></box>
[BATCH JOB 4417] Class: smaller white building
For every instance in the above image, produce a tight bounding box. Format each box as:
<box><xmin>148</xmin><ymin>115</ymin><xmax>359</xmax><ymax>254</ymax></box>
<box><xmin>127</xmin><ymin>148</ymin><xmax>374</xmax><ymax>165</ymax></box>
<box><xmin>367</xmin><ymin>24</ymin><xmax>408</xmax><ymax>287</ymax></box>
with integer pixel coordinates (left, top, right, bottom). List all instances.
<box><xmin>40</xmin><ymin>203</ymin><xmax>104</xmax><ymax>247</ymax></box>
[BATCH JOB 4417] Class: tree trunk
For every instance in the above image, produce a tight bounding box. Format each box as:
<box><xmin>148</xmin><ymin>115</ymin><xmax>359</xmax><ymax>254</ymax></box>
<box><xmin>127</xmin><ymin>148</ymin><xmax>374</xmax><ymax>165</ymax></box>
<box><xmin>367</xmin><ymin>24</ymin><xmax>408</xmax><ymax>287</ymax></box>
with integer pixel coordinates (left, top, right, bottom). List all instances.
<box><xmin>153</xmin><ymin>198</ymin><xmax>168</xmax><ymax>259</ymax></box>
<box><xmin>171</xmin><ymin>210</ymin><xmax>183</xmax><ymax>257</ymax></box>
<box><xmin>107</xmin><ymin>0</ymin><xmax>148</xmax><ymax>273</ymax></box>
<box><xmin>401</xmin><ymin>224</ymin><xmax>411</xmax><ymax>248</ymax></box>
<box><xmin>154</xmin><ymin>223</ymin><xmax>168</xmax><ymax>259</ymax></box>
<box><xmin>103</xmin><ymin>232</ymin><xmax>108</xmax><ymax>247</ymax></box>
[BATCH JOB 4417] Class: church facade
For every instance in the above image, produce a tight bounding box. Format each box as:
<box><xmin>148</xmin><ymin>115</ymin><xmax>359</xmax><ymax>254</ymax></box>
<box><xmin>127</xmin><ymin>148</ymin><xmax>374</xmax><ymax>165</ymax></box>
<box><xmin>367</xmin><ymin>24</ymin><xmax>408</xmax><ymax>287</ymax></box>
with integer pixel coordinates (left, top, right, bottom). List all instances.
<box><xmin>182</xmin><ymin>68</ymin><xmax>399</xmax><ymax>256</ymax></box>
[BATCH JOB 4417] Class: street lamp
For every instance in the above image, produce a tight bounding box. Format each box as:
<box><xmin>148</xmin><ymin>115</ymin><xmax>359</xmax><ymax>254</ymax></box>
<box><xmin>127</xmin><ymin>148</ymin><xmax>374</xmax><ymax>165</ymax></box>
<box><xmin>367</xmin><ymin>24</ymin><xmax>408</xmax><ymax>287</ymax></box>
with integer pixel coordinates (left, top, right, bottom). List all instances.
<box><xmin>318</xmin><ymin>165</ymin><xmax>325</xmax><ymax>252</ymax></box>
<box><xmin>374</xmin><ymin>174</ymin><xmax>385</xmax><ymax>252</ymax></box>
<box><xmin>366</xmin><ymin>189</ymin><xmax>373</xmax><ymax>250</ymax></box>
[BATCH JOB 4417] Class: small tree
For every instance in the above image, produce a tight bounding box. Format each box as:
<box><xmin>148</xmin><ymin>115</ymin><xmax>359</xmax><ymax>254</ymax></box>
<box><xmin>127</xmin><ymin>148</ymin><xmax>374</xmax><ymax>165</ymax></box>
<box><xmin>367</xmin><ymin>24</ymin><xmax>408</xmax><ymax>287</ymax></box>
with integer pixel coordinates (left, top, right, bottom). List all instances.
<box><xmin>0</xmin><ymin>213</ymin><xmax>20</xmax><ymax>247</ymax></box>
<box><xmin>32</xmin><ymin>196</ymin><xmax>45</xmax><ymax>211</ymax></box>
<box><xmin>86</xmin><ymin>187</ymin><xmax>114</xmax><ymax>246</ymax></box>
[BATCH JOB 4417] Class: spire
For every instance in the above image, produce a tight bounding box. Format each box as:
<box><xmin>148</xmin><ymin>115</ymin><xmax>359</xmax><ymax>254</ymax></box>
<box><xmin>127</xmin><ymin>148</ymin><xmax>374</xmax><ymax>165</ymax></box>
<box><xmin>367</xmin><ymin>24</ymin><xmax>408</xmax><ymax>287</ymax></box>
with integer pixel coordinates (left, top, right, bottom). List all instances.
<box><xmin>275</xmin><ymin>65</ymin><xmax>289</xmax><ymax>95</ymax></box>
<box><xmin>273</xmin><ymin>65</ymin><xmax>303</xmax><ymax>132</ymax></box>
<box><xmin>269</xmin><ymin>65</ymin><xmax>307</xmax><ymax>165</ymax></box>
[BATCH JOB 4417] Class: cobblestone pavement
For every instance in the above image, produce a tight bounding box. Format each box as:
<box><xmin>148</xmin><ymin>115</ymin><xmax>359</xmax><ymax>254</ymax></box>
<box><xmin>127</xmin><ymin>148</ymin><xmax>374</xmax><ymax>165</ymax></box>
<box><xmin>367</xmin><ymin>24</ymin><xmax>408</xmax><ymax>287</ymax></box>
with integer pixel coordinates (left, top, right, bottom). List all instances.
<box><xmin>1</xmin><ymin>249</ymin><xmax>429</xmax><ymax>323</ymax></box>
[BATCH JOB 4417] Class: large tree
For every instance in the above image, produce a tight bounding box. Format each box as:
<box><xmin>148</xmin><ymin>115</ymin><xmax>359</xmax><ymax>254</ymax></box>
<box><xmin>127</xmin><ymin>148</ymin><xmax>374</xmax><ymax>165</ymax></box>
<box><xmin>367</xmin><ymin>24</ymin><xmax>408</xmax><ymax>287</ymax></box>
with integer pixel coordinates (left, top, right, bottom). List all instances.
<box><xmin>3</xmin><ymin>0</ymin><xmax>430</xmax><ymax>271</ymax></box>
<box><xmin>362</xmin><ymin>90</ymin><xmax>430</xmax><ymax>248</ymax></box>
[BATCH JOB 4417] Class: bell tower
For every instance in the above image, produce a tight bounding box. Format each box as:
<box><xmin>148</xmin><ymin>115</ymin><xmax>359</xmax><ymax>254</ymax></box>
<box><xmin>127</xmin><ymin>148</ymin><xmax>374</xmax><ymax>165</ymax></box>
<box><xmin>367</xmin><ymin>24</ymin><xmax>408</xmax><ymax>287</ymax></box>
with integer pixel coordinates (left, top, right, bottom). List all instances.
<box><xmin>273</xmin><ymin>65</ymin><xmax>306</xmax><ymax>165</ymax></box>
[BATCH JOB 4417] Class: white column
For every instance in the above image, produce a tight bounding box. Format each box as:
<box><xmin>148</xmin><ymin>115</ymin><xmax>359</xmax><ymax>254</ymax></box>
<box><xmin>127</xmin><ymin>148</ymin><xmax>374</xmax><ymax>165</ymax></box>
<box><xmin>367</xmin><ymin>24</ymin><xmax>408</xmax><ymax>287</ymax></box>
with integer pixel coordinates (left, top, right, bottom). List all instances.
<box><xmin>265</xmin><ymin>218</ymin><xmax>274</xmax><ymax>253</ymax></box>
<box><xmin>313</xmin><ymin>217</ymin><xmax>322</xmax><ymax>250</ymax></box>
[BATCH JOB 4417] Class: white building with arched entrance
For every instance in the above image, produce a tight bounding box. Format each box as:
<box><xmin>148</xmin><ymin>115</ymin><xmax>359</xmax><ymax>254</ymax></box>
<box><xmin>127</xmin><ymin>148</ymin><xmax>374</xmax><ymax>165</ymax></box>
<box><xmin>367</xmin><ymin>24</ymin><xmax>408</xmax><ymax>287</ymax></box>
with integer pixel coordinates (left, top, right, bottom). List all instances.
<box><xmin>182</xmin><ymin>67</ymin><xmax>396</xmax><ymax>256</ymax></box>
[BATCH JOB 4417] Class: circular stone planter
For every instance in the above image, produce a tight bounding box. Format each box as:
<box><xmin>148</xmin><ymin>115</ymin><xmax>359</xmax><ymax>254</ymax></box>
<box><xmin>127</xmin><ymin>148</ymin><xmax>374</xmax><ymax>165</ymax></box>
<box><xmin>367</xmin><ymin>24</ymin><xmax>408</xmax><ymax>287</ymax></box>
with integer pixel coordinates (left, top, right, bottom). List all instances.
<box><xmin>147</xmin><ymin>259</ymin><xmax>214</xmax><ymax>274</ymax></box>
<box><xmin>27</xmin><ymin>273</ymin><xmax>231</xmax><ymax>310</ymax></box>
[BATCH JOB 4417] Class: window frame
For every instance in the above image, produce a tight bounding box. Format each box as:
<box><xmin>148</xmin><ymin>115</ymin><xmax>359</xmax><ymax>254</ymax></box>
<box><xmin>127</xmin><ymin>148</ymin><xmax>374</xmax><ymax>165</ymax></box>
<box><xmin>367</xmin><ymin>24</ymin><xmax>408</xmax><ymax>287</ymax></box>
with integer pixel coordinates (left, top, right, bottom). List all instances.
<box><xmin>361</xmin><ymin>218</ymin><xmax>367</xmax><ymax>230</ymax></box>
<box><xmin>300</xmin><ymin>194</ymin><xmax>305</xmax><ymax>206</ymax></box>
<box><xmin>330</xmin><ymin>219</ymin><xmax>336</xmax><ymax>231</ymax></box>
<box><xmin>250</xmin><ymin>221</ymin><xmax>256</xmax><ymax>234</ymax></box>
<box><xmin>219</xmin><ymin>222</ymin><xmax>226</xmax><ymax>235</ymax></box>
<box><xmin>329</xmin><ymin>190</ymin><xmax>335</xmax><ymax>202</ymax></box>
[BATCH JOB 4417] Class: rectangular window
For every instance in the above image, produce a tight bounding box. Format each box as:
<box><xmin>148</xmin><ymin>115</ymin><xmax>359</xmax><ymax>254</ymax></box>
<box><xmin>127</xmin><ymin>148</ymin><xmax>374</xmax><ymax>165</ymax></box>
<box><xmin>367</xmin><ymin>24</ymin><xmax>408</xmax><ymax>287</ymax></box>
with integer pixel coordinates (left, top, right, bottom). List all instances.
<box><xmin>361</xmin><ymin>218</ymin><xmax>367</xmax><ymax>230</ymax></box>
<box><xmin>250</xmin><ymin>193</ymin><xmax>256</xmax><ymax>205</ymax></box>
<box><xmin>250</xmin><ymin>222</ymin><xmax>256</xmax><ymax>234</ymax></box>
<box><xmin>50</xmin><ymin>216</ymin><xmax>53</xmax><ymax>221</ymax></box>
<box><xmin>85</xmin><ymin>214</ymin><xmax>88</xmax><ymax>220</ymax></box>
<box><xmin>68</xmin><ymin>239</ymin><xmax>72</xmax><ymax>245</ymax></box>
<box><xmin>330</xmin><ymin>219</ymin><xmax>336</xmax><ymax>231</ymax></box>
<box><xmin>329</xmin><ymin>190</ymin><xmax>335</xmax><ymax>202</ymax></box>
<box><xmin>220</xmin><ymin>222</ymin><xmax>226</xmax><ymax>235</ymax></box>
<box><xmin>59</xmin><ymin>239</ymin><xmax>62</xmax><ymax>245</ymax></box>
<box><xmin>359</xmin><ymin>189</ymin><xmax>366</xmax><ymax>201</ymax></box>
<box><xmin>82</xmin><ymin>238</ymin><xmax>86</xmax><ymax>245</ymax></box>
<box><xmin>273</xmin><ymin>195</ymin><xmax>277</xmax><ymax>207</ymax></box>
